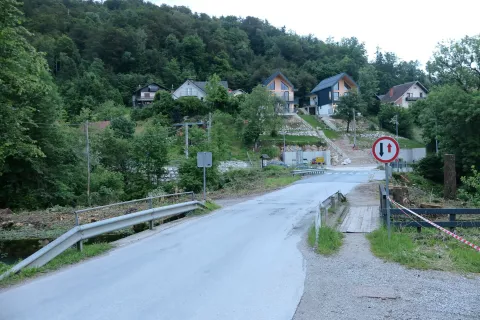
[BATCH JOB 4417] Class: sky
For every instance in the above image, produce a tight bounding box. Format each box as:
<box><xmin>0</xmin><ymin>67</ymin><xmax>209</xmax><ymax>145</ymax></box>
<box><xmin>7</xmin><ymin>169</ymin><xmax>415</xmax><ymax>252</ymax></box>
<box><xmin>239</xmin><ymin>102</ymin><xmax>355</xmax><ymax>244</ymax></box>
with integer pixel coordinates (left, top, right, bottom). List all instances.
<box><xmin>158</xmin><ymin>0</ymin><xmax>480</xmax><ymax>68</ymax></box>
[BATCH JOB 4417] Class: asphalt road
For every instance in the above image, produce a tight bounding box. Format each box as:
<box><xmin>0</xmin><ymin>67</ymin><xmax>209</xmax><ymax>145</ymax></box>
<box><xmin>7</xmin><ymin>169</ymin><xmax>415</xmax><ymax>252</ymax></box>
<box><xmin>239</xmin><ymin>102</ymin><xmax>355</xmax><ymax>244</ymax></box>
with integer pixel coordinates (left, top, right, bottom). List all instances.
<box><xmin>0</xmin><ymin>169</ymin><xmax>382</xmax><ymax>320</ymax></box>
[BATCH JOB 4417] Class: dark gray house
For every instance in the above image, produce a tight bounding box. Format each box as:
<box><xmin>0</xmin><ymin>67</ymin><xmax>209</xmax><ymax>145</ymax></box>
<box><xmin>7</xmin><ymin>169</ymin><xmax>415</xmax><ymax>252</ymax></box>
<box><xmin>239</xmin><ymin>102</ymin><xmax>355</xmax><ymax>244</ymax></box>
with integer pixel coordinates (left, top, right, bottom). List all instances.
<box><xmin>132</xmin><ymin>83</ymin><xmax>168</xmax><ymax>107</ymax></box>
<box><xmin>306</xmin><ymin>73</ymin><xmax>358</xmax><ymax>116</ymax></box>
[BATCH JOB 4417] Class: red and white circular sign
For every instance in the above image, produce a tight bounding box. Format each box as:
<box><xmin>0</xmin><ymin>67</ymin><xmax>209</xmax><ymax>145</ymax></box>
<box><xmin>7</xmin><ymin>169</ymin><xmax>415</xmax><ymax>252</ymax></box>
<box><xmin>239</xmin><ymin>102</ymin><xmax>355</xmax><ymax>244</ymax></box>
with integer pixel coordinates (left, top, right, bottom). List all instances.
<box><xmin>372</xmin><ymin>136</ymin><xmax>400</xmax><ymax>163</ymax></box>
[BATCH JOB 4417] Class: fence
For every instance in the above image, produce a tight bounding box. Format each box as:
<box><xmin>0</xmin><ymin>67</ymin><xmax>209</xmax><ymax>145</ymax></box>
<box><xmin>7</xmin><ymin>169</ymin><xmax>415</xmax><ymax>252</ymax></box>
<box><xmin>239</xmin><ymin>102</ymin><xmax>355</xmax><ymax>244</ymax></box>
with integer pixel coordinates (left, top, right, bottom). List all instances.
<box><xmin>314</xmin><ymin>191</ymin><xmax>345</xmax><ymax>248</ymax></box>
<box><xmin>0</xmin><ymin>200</ymin><xmax>204</xmax><ymax>281</ymax></box>
<box><xmin>379</xmin><ymin>184</ymin><xmax>480</xmax><ymax>232</ymax></box>
<box><xmin>292</xmin><ymin>168</ymin><xmax>326</xmax><ymax>176</ymax></box>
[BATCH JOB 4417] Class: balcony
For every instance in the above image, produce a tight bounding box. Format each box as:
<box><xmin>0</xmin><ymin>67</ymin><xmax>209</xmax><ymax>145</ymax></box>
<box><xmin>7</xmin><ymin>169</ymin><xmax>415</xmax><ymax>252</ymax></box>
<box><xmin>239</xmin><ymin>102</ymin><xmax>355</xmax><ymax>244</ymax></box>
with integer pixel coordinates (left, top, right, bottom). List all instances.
<box><xmin>405</xmin><ymin>96</ymin><xmax>425</xmax><ymax>102</ymax></box>
<box><xmin>272</xmin><ymin>91</ymin><xmax>294</xmax><ymax>103</ymax></box>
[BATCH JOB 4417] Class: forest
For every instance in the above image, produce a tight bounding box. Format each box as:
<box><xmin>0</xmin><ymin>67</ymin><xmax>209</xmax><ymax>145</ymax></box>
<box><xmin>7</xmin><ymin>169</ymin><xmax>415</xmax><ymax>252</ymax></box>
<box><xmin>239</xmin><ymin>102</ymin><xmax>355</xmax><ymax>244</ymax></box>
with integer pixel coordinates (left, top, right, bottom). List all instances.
<box><xmin>1</xmin><ymin>0</ymin><xmax>480</xmax><ymax>209</ymax></box>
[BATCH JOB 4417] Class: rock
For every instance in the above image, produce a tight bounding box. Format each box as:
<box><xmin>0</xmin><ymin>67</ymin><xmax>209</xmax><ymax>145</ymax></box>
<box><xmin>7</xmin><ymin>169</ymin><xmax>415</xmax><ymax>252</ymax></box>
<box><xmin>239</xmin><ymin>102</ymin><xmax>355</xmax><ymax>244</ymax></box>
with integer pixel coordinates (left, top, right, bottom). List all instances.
<box><xmin>1</xmin><ymin>220</ymin><xmax>14</xmax><ymax>230</ymax></box>
<box><xmin>391</xmin><ymin>186</ymin><xmax>409</xmax><ymax>206</ymax></box>
<box><xmin>0</xmin><ymin>208</ymin><xmax>13</xmax><ymax>215</ymax></box>
<box><xmin>90</xmin><ymin>218</ymin><xmax>98</xmax><ymax>223</ymax></box>
<box><xmin>13</xmin><ymin>222</ymin><xmax>24</xmax><ymax>229</ymax></box>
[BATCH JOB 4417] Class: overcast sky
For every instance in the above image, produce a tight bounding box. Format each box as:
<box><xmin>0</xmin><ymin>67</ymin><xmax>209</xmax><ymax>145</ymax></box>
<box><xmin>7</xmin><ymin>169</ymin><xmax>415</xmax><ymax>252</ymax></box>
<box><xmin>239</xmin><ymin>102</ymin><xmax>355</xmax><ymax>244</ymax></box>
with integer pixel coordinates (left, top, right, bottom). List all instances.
<box><xmin>158</xmin><ymin>0</ymin><xmax>479</xmax><ymax>68</ymax></box>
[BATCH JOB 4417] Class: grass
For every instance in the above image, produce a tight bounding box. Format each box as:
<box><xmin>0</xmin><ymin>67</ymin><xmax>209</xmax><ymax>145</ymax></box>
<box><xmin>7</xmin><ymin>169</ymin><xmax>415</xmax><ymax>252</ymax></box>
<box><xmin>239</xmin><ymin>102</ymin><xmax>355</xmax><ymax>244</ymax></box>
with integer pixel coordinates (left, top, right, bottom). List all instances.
<box><xmin>0</xmin><ymin>243</ymin><xmax>112</xmax><ymax>287</ymax></box>
<box><xmin>259</xmin><ymin>135</ymin><xmax>323</xmax><ymax>145</ymax></box>
<box><xmin>299</xmin><ymin>115</ymin><xmax>341</xmax><ymax>140</ymax></box>
<box><xmin>265</xmin><ymin>175</ymin><xmax>300</xmax><ymax>188</ymax></box>
<box><xmin>367</xmin><ymin>227</ymin><xmax>480</xmax><ymax>273</ymax></box>
<box><xmin>397</xmin><ymin>137</ymin><xmax>424</xmax><ymax>149</ymax></box>
<box><xmin>299</xmin><ymin>114</ymin><xmax>324</xmax><ymax>129</ymax></box>
<box><xmin>307</xmin><ymin>225</ymin><xmax>344</xmax><ymax>255</ymax></box>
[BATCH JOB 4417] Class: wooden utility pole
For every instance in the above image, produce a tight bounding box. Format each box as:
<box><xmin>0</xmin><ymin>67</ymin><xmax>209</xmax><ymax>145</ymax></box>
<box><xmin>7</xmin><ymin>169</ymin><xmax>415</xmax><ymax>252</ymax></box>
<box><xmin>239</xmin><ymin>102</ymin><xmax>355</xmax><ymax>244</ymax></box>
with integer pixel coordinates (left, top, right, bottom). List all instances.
<box><xmin>444</xmin><ymin>154</ymin><xmax>456</xmax><ymax>199</ymax></box>
<box><xmin>85</xmin><ymin>121</ymin><xmax>91</xmax><ymax>206</ymax></box>
<box><xmin>185</xmin><ymin>123</ymin><xmax>189</xmax><ymax>159</ymax></box>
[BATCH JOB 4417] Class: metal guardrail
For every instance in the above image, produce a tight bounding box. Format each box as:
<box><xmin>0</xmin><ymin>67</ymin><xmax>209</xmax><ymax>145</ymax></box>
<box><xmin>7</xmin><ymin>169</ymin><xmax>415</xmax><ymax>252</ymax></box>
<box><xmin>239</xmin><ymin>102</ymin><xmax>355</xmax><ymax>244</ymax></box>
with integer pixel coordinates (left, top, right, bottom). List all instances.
<box><xmin>314</xmin><ymin>191</ymin><xmax>345</xmax><ymax>248</ymax></box>
<box><xmin>292</xmin><ymin>168</ymin><xmax>325</xmax><ymax>176</ymax></box>
<box><xmin>0</xmin><ymin>201</ymin><xmax>203</xmax><ymax>281</ymax></box>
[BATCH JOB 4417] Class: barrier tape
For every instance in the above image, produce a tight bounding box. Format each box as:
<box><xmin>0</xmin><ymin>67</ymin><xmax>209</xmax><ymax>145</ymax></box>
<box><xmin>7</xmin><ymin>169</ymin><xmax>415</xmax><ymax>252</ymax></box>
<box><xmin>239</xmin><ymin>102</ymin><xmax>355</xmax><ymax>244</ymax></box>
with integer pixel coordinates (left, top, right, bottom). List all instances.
<box><xmin>389</xmin><ymin>198</ymin><xmax>480</xmax><ymax>253</ymax></box>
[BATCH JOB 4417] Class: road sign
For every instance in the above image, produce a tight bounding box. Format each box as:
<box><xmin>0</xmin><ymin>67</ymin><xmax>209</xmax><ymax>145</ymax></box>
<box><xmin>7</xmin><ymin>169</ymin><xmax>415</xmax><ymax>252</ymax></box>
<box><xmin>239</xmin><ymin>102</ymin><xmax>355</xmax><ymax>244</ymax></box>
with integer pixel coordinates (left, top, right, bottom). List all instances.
<box><xmin>197</xmin><ymin>152</ymin><xmax>212</xmax><ymax>168</ymax></box>
<box><xmin>372</xmin><ymin>136</ymin><xmax>400</xmax><ymax>163</ymax></box>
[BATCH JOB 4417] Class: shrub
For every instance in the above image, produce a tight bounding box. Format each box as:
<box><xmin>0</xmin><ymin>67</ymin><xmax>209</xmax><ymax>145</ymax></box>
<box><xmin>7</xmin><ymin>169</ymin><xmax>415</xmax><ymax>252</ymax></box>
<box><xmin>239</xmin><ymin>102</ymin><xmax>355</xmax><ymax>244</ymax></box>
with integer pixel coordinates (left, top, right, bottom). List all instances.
<box><xmin>261</xmin><ymin>145</ymin><xmax>280</xmax><ymax>158</ymax></box>
<box><xmin>378</xmin><ymin>104</ymin><xmax>413</xmax><ymax>138</ymax></box>
<box><xmin>458</xmin><ymin>166</ymin><xmax>480</xmax><ymax>206</ymax></box>
<box><xmin>413</xmin><ymin>154</ymin><xmax>443</xmax><ymax>183</ymax></box>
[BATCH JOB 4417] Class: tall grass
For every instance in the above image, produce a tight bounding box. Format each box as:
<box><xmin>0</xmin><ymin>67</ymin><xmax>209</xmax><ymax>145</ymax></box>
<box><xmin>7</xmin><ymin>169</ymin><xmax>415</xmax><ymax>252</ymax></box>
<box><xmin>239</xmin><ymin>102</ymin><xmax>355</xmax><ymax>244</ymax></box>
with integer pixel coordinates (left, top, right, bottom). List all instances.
<box><xmin>308</xmin><ymin>225</ymin><xmax>344</xmax><ymax>255</ymax></box>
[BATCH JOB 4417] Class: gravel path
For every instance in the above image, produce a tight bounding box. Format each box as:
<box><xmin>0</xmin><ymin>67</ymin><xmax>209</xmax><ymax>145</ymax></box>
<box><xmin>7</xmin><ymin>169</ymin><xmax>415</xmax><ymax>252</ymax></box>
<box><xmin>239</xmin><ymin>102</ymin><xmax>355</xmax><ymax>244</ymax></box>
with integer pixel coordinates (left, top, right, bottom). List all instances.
<box><xmin>294</xmin><ymin>184</ymin><xmax>480</xmax><ymax>320</ymax></box>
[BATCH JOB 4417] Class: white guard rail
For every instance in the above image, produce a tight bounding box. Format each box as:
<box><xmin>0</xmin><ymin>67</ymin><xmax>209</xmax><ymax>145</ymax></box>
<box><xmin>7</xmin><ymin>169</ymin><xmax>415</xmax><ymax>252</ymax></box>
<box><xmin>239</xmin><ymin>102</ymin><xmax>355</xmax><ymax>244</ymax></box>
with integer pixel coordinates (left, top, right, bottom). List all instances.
<box><xmin>0</xmin><ymin>201</ymin><xmax>203</xmax><ymax>280</ymax></box>
<box><xmin>314</xmin><ymin>191</ymin><xmax>345</xmax><ymax>248</ymax></box>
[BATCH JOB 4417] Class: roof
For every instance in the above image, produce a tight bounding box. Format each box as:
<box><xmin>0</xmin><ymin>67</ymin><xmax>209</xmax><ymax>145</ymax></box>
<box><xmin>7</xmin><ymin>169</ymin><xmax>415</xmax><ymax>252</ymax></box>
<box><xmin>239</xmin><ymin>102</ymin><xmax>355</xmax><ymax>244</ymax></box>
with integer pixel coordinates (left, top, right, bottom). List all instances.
<box><xmin>193</xmin><ymin>81</ymin><xmax>229</xmax><ymax>93</ymax></box>
<box><xmin>310</xmin><ymin>73</ymin><xmax>358</xmax><ymax>94</ymax></box>
<box><xmin>376</xmin><ymin>94</ymin><xmax>385</xmax><ymax>100</ymax></box>
<box><xmin>133</xmin><ymin>83</ymin><xmax>168</xmax><ymax>94</ymax></box>
<box><xmin>262</xmin><ymin>71</ymin><xmax>294</xmax><ymax>89</ymax></box>
<box><xmin>380</xmin><ymin>81</ymin><xmax>429</xmax><ymax>103</ymax></box>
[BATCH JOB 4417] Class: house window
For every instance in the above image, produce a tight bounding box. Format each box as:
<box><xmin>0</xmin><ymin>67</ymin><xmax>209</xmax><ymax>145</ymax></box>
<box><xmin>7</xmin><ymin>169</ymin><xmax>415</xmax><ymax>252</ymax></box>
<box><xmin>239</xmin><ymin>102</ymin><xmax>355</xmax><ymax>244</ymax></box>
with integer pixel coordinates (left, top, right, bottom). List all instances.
<box><xmin>283</xmin><ymin>91</ymin><xmax>289</xmax><ymax>101</ymax></box>
<box><xmin>281</xmin><ymin>81</ymin><xmax>289</xmax><ymax>90</ymax></box>
<box><xmin>187</xmin><ymin>88</ymin><xmax>193</xmax><ymax>96</ymax></box>
<box><xmin>333</xmin><ymin>92</ymin><xmax>339</xmax><ymax>101</ymax></box>
<box><xmin>407</xmin><ymin>93</ymin><xmax>413</xmax><ymax>98</ymax></box>
<box><xmin>268</xmin><ymin>81</ymin><xmax>275</xmax><ymax>90</ymax></box>
<box><xmin>344</xmin><ymin>82</ymin><xmax>351</xmax><ymax>90</ymax></box>
<box><xmin>333</xmin><ymin>82</ymin><xmax>339</xmax><ymax>90</ymax></box>
<box><xmin>420</xmin><ymin>92</ymin><xmax>423</xmax><ymax>98</ymax></box>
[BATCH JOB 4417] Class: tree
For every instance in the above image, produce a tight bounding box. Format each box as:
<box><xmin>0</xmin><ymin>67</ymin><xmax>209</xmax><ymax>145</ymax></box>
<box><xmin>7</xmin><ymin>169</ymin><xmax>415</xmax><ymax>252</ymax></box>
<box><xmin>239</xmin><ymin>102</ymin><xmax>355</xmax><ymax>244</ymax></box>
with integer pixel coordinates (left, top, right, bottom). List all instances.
<box><xmin>427</xmin><ymin>36</ymin><xmax>480</xmax><ymax>91</ymax></box>
<box><xmin>358</xmin><ymin>65</ymin><xmax>380</xmax><ymax>115</ymax></box>
<box><xmin>378</xmin><ymin>104</ymin><xmax>413</xmax><ymax>138</ymax></box>
<box><xmin>205</xmin><ymin>73</ymin><xmax>229</xmax><ymax>113</ymax></box>
<box><xmin>335</xmin><ymin>90</ymin><xmax>365</xmax><ymax>132</ymax></box>
<box><xmin>239</xmin><ymin>85</ymin><xmax>280</xmax><ymax>146</ymax></box>
<box><xmin>411</xmin><ymin>85</ymin><xmax>480</xmax><ymax>176</ymax></box>
<box><xmin>111</xmin><ymin>117</ymin><xmax>135</xmax><ymax>139</ymax></box>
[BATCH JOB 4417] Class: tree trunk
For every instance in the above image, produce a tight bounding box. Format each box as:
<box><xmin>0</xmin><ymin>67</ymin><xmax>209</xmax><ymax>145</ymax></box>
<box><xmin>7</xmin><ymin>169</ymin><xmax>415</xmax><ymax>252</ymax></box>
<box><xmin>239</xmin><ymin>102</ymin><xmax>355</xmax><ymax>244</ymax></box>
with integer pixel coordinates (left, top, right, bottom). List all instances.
<box><xmin>346</xmin><ymin>120</ymin><xmax>350</xmax><ymax>133</ymax></box>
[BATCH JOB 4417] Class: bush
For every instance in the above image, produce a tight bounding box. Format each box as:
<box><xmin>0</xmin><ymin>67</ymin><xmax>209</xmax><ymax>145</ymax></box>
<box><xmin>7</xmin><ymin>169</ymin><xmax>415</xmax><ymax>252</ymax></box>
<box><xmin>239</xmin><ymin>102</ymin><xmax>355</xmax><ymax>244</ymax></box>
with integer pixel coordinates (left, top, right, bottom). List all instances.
<box><xmin>368</xmin><ymin>123</ymin><xmax>377</xmax><ymax>131</ymax></box>
<box><xmin>260</xmin><ymin>145</ymin><xmax>280</xmax><ymax>158</ymax></box>
<box><xmin>458</xmin><ymin>166</ymin><xmax>480</xmax><ymax>206</ymax></box>
<box><xmin>413</xmin><ymin>154</ymin><xmax>443</xmax><ymax>183</ymax></box>
<box><xmin>178</xmin><ymin>158</ymin><xmax>220</xmax><ymax>193</ymax></box>
<box><xmin>378</xmin><ymin>103</ymin><xmax>413</xmax><ymax>138</ymax></box>
<box><xmin>111</xmin><ymin>117</ymin><xmax>135</xmax><ymax>139</ymax></box>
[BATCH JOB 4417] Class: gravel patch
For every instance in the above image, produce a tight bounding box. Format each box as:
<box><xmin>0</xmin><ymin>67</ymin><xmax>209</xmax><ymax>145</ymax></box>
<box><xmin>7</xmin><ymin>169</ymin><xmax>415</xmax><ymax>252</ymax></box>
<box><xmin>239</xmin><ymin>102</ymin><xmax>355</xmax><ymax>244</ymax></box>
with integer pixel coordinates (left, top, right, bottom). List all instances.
<box><xmin>294</xmin><ymin>184</ymin><xmax>480</xmax><ymax>320</ymax></box>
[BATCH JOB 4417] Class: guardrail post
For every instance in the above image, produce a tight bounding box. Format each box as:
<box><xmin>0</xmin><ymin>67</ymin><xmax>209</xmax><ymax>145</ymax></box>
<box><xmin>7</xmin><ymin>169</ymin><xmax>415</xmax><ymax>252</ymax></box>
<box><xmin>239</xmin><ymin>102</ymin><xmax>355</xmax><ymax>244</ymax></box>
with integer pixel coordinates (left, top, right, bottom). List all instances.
<box><xmin>148</xmin><ymin>198</ymin><xmax>154</xmax><ymax>230</ymax></box>
<box><xmin>191</xmin><ymin>192</ymin><xmax>195</xmax><ymax>201</ymax></box>
<box><xmin>449</xmin><ymin>214</ymin><xmax>456</xmax><ymax>232</ymax></box>
<box><xmin>74</xmin><ymin>211</ymin><xmax>83</xmax><ymax>252</ymax></box>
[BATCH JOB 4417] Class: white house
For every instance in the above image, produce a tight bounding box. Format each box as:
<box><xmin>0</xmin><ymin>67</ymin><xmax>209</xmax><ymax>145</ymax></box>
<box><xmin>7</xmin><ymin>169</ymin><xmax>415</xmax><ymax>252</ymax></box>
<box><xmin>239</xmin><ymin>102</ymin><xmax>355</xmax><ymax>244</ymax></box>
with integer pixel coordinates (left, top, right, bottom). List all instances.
<box><xmin>379</xmin><ymin>81</ymin><xmax>428</xmax><ymax>108</ymax></box>
<box><xmin>172</xmin><ymin>79</ymin><xmax>229</xmax><ymax>100</ymax></box>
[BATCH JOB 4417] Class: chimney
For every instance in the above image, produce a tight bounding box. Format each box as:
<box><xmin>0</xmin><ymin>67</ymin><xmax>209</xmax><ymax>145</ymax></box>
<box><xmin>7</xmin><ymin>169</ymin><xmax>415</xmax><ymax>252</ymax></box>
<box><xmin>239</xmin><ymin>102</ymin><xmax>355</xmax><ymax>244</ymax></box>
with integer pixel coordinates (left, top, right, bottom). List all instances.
<box><xmin>389</xmin><ymin>88</ymin><xmax>393</xmax><ymax>97</ymax></box>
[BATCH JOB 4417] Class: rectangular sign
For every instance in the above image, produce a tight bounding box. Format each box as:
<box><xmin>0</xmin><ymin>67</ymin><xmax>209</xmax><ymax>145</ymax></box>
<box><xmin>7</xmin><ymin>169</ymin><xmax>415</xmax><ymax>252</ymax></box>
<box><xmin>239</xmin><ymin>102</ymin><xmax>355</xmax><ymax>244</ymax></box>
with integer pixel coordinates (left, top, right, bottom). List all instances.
<box><xmin>197</xmin><ymin>152</ymin><xmax>212</xmax><ymax>168</ymax></box>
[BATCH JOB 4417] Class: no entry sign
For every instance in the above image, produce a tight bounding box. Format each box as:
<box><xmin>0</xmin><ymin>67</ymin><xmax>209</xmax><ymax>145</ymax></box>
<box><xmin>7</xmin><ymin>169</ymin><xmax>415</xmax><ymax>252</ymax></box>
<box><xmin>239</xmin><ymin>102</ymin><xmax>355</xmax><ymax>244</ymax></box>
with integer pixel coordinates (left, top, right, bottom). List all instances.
<box><xmin>372</xmin><ymin>136</ymin><xmax>400</xmax><ymax>163</ymax></box>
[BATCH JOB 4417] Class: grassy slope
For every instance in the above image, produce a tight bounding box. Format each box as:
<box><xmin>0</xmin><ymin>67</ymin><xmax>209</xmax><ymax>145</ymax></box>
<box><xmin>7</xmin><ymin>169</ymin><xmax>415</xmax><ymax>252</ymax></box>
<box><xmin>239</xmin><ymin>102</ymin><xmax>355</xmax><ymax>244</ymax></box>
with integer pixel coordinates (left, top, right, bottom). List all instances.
<box><xmin>259</xmin><ymin>135</ymin><xmax>322</xmax><ymax>144</ymax></box>
<box><xmin>367</xmin><ymin>227</ymin><xmax>480</xmax><ymax>273</ymax></box>
<box><xmin>299</xmin><ymin>115</ymin><xmax>340</xmax><ymax>140</ymax></box>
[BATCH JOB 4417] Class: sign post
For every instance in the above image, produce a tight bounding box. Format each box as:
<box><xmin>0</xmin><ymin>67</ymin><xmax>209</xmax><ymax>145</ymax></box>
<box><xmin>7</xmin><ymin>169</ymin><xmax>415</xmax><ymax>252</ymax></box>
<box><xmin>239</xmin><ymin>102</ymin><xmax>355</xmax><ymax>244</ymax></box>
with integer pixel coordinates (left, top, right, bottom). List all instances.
<box><xmin>372</xmin><ymin>136</ymin><xmax>400</xmax><ymax>239</ymax></box>
<box><xmin>197</xmin><ymin>152</ymin><xmax>212</xmax><ymax>201</ymax></box>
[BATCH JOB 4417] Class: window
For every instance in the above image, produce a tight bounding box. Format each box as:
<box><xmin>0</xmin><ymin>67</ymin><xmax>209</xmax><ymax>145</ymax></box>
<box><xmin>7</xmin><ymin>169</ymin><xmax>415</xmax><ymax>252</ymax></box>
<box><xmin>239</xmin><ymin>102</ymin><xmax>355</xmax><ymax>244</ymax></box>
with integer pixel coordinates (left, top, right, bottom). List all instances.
<box><xmin>187</xmin><ymin>88</ymin><xmax>193</xmax><ymax>96</ymax></box>
<box><xmin>281</xmin><ymin>81</ymin><xmax>289</xmax><ymax>90</ymax></box>
<box><xmin>333</xmin><ymin>92</ymin><xmax>339</xmax><ymax>101</ymax></box>
<box><xmin>333</xmin><ymin>82</ymin><xmax>339</xmax><ymax>90</ymax></box>
<box><xmin>268</xmin><ymin>81</ymin><xmax>275</xmax><ymax>90</ymax></box>
<box><xmin>420</xmin><ymin>92</ymin><xmax>423</xmax><ymax>98</ymax></box>
<box><xmin>283</xmin><ymin>91</ymin><xmax>289</xmax><ymax>101</ymax></box>
<box><xmin>344</xmin><ymin>82</ymin><xmax>351</xmax><ymax>90</ymax></box>
<box><xmin>407</xmin><ymin>93</ymin><xmax>413</xmax><ymax>98</ymax></box>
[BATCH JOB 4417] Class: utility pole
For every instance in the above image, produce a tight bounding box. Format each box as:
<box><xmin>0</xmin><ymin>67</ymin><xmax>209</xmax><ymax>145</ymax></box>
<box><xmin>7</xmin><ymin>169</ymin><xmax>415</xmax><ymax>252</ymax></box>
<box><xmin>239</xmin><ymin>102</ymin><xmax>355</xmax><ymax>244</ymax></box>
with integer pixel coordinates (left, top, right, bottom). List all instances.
<box><xmin>352</xmin><ymin>108</ymin><xmax>356</xmax><ymax>148</ymax></box>
<box><xmin>85</xmin><ymin>120</ymin><xmax>91</xmax><ymax>206</ymax></box>
<box><xmin>207</xmin><ymin>112</ymin><xmax>212</xmax><ymax>143</ymax></box>
<box><xmin>283</xmin><ymin>131</ymin><xmax>286</xmax><ymax>164</ymax></box>
<box><xmin>185</xmin><ymin>123</ymin><xmax>189</xmax><ymax>159</ymax></box>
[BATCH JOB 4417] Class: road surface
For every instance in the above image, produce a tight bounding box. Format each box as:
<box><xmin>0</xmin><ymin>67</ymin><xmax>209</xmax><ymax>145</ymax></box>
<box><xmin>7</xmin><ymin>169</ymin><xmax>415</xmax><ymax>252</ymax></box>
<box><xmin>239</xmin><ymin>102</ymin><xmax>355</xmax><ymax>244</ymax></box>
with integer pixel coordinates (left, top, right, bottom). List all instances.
<box><xmin>0</xmin><ymin>169</ymin><xmax>382</xmax><ymax>320</ymax></box>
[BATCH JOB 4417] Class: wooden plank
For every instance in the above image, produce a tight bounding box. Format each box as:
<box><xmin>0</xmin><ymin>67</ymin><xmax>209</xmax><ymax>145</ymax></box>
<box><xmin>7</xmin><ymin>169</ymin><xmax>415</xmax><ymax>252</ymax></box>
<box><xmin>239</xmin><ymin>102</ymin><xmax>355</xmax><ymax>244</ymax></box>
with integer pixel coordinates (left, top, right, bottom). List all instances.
<box><xmin>340</xmin><ymin>206</ymin><xmax>380</xmax><ymax>233</ymax></box>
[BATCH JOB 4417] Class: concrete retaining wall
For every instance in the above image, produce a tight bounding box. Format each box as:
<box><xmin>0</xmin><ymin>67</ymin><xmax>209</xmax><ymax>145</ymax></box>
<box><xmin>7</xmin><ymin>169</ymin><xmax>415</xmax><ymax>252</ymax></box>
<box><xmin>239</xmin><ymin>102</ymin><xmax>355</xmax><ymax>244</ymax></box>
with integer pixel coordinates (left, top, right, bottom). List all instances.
<box><xmin>398</xmin><ymin>148</ymin><xmax>426</xmax><ymax>162</ymax></box>
<box><xmin>284</xmin><ymin>150</ymin><xmax>331</xmax><ymax>166</ymax></box>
